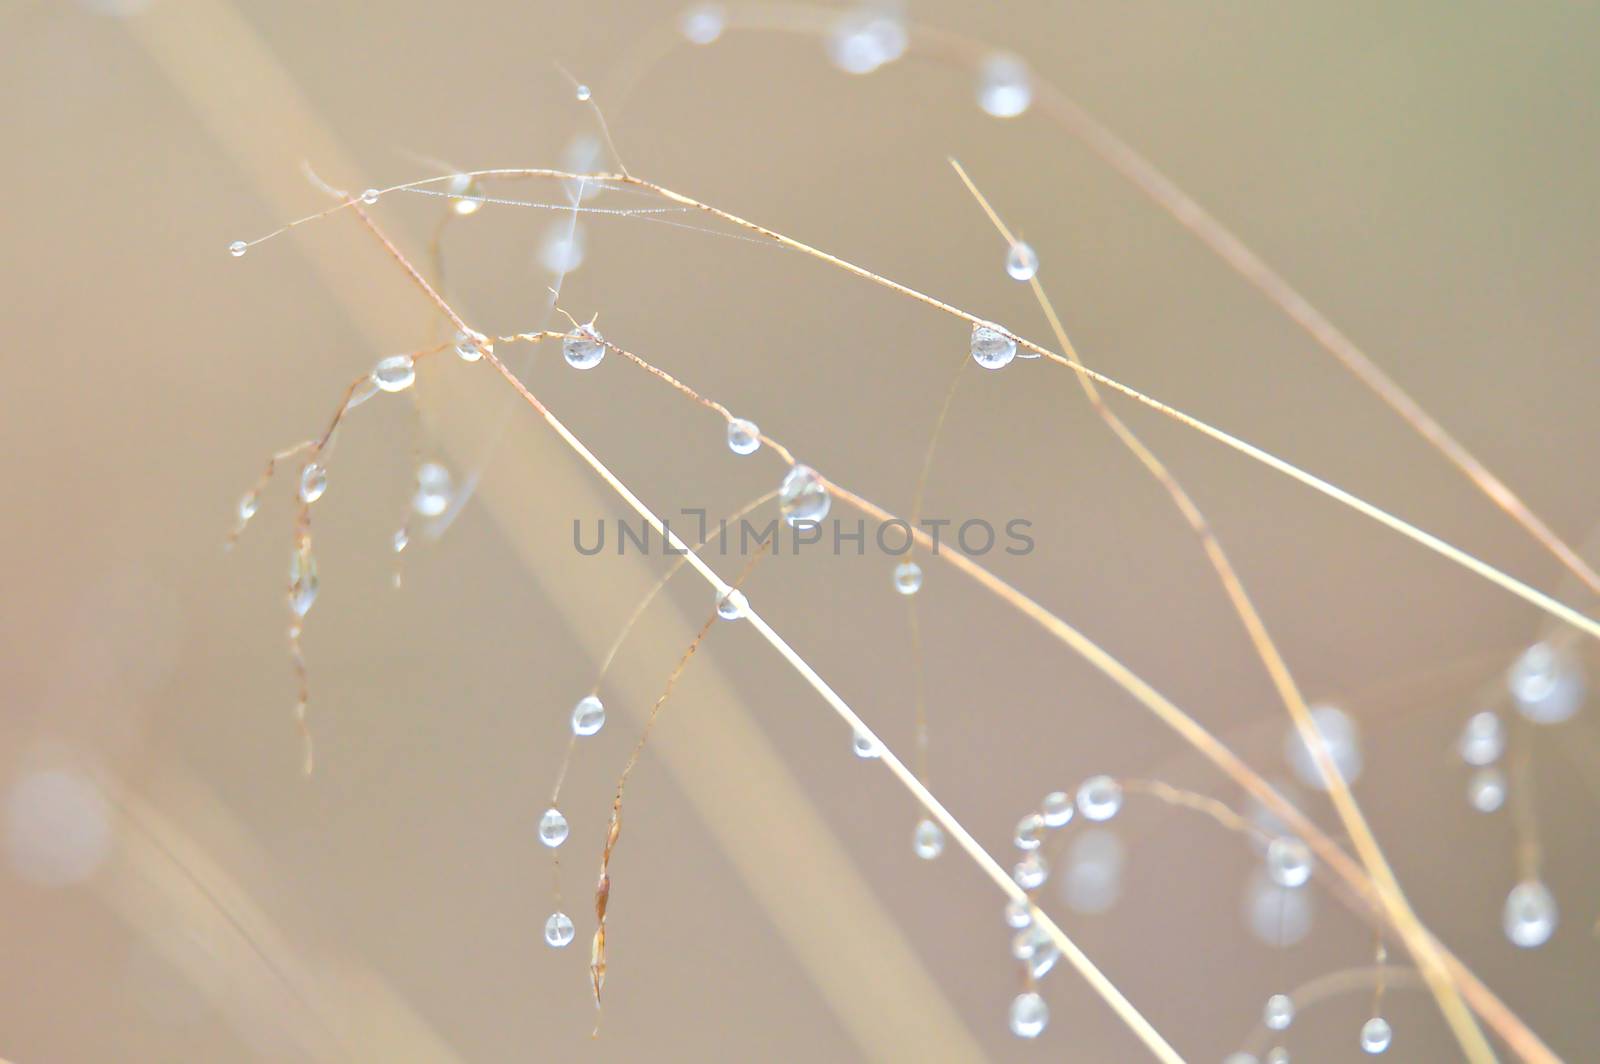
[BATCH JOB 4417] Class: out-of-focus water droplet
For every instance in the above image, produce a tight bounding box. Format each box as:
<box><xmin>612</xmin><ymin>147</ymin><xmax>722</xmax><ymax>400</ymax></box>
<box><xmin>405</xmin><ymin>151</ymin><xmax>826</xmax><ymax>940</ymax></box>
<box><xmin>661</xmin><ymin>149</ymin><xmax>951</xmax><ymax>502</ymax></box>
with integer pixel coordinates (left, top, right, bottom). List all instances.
<box><xmin>970</xmin><ymin>322</ymin><xmax>1018</xmax><ymax>369</ymax></box>
<box><xmin>779</xmin><ymin>464</ymin><xmax>830</xmax><ymax>525</ymax></box>
<box><xmin>539</xmin><ymin>807</ymin><xmax>569</xmax><ymax>848</ymax></box>
<box><xmin>541</xmin><ymin>221</ymin><xmax>587</xmax><ymax>273</ymax></box>
<box><xmin>726</xmin><ymin>417</ymin><xmax>761</xmax><ymax>456</ymax></box>
<box><xmin>1266</xmin><ymin>837</ymin><xmax>1312</xmax><ymax>888</ymax></box>
<box><xmin>1040</xmin><ymin>790</ymin><xmax>1074</xmax><ymax>828</ymax></box>
<box><xmin>289</xmin><ymin>543</ymin><xmax>319</xmax><ymax>617</ymax></box>
<box><xmin>1263</xmin><ymin>993</ymin><xmax>1295</xmax><ymax>1031</ymax></box>
<box><xmin>413</xmin><ymin>462</ymin><xmax>453</xmax><ymax>517</ymax></box>
<box><xmin>575</xmin><ymin>84</ymin><xmax>592</xmax><ymax>102</ymax></box>
<box><xmin>1005</xmin><ymin>898</ymin><xmax>1032</xmax><ymax>928</ymax></box>
<box><xmin>1468</xmin><ymin>767</ymin><xmax>1506</xmax><ymax>812</ymax></box>
<box><xmin>1010</xmin><ymin>924</ymin><xmax>1047</xmax><ymax>960</ymax></box>
<box><xmin>392</xmin><ymin>528</ymin><xmax>409</xmax><ymax>553</ymax></box>
<box><xmin>1076</xmin><ymin>775</ymin><xmax>1122</xmax><ymax>821</ymax></box>
<box><xmin>978</xmin><ymin>52</ymin><xmax>1033</xmax><ymax>118</ymax></box>
<box><xmin>716</xmin><ymin>588</ymin><xmax>748</xmax><ymax>620</ymax></box>
<box><xmin>1284</xmin><ymin>705</ymin><xmax>1363</xmax><ymax>790</ymax></box>
<box><xmin>228</xmin><ymin>240</ymin><xmax>248</xmax><ymax>258</ymax></box>
<box><xmin>1265</xmin><ymin>1050</ymin><xmax>1290</xmax><ymax>1064</ymax></box>
<box><xmin>453</xmin><ymin>329</ymin><xmax>487</xmax><ymax>363</ymax></box>
<box><xmin>1061</xmin><ymin>827</ymin><xmax>1124</xmax><ymax>914</ymax></box>
<box><xmin>852</xmin><ymin>731</ymin><xmax>881</xmax><ymax>759</ymax></box>
<box><xmin>237</xmin><ymin>493</ymin><xmax>259</xmax><ymax>522</ymax></box>
<box><xmin>5</xmin><ymin>767</ymin><xmax>112</xmax><ymax>887</ymax></box>
<box><xmin>373</xmin><ymin>353</ymin><xmax>416</xmax><ymax>393</ymax></box>
<box><xmin>563</xmin><ymin>324</ymin><xmax>605</xmax><ymax>369</ymax></box>
<box><xmin>298</xmin><ymin>463</ymin><xmax>327</xmax><ymax>504</ymax></box>
<box><xmin>1360</xmin><ymin>1016</ymin><xmax>1392</xmax><ymax>1054</ymax></box>
<box><xmin>1245</xmin><ymin>866</ymin><xmax>1313</xmax><ymax>947</ymax></box>
<box><xmin>912</xmin><ymin>817</ymin><xmax>944</xmax><ymax>859</ymax></box>
<box><xmin>1005</xmin><ymin>240</ymin><xmax>1038</xmax><ymax>281</ymax></box>
<box><xmin>571</xmin><ymin>695</ymin><xmax>605</xmax><ymax>737</ymax></box>
<box><xmin>360</xmin><ymin>188</ymin><xmax>380</xmax><ymax>205</ymax></box>
<box><xmin>1009</xmin><ymin>991</ymin><xmax>1048</xmax><ymax>1039</ymax></box>
<box><xmin>1014</xmin><ymin>812</ymin><xmax>1045</xmax><ymax>851</ymax></box>
<box><xmin>679</xmin><ymin>3</ymin><xmax>726</xmax><ymax>44</ymax></box>
<box><xmin>1503</xmin><ymin>879</ymin><xmax>1556</xmax><ymax>947</ymax></box>
<box><xmin>826</xmin><ymin>7</ymin><xmax>907</xmax><ymax>75</ymax></box>
<box><xmin>1012</xmin><ymin>851</ymin><xmax>1049</xmax><ymax>890</ymax></box>
<box><xmin>1507</xmin><ymin>642</ymin><xmax>1585</xmax><ymax>724</ymax></box>
<box><xmin>893</xmin><ymin>560</ymin><xmax>922</xmax><ymax>596</ymax></box>
<box><xmin>544</xmin><ymin>910</ymin><xmax>575</xmax><ymax>947</ymax></box>
<box><xmin>1458</xmin><ymin>710</ymin><xmax>1505</xmax><ymax>765</ymax></box>
<box><xmin>1223</xmin><ymin>1054</ymin><xmax>1259</xmax><ymax>1064</ymax></box>
<box><xmin>446</xmin><ymin>172</ymin><xmax>484</xmax><ymax>215</ymax></box>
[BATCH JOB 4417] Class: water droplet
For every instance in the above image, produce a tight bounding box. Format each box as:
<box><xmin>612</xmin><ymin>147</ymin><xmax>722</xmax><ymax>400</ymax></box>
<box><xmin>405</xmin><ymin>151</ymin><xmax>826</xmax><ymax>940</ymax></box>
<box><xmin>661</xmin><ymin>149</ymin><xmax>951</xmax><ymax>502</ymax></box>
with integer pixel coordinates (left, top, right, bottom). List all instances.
<box><xmin>1503</xmin><ymin>879</ymin><xmax>1557</xmax><ymax>947</ymax></box>
<box><xmin>453</xmin><ymin>329</ymin><xmax>487</xmax><ymax>363</ymax></box>
<box><xmin>1028</xmin><ymin>940</ymin><xmax>1060</xmax><ymax>979</ymax></box>
<box><xmin>575</xmin><ymin>84</ymin><xmax>592</xmax><ymax>102</ymax></box>
<box><xmin>571</xmin><ymin>695</ymin><xmax>605</xmax><ymax>737</ymax></box>
<box><xmin>970</xmin><ymin>322</ymin><xmax>1018</xmax><ymax>369</ymax></box>
<box><xmin>1010</xmin><ymin>924</ymin><xmax>1047</xmax><ymax>960</ymax></box>
<box><xmin>1005</xmin><ymin>240</ymin><xmax>1038</xmax><ymax>281</ymax></box>
<box><xmin>1076</xmin><ymin>775</ymin><xmax>1122</xmax><ymax>821</ymax></box>
<box><xmin>1265</xmin><ymin>837</ymin><xmax>1312</xmax><ymax>888</ymax></box>
<box><xmin>1507</xmin><ymin>642</ymin><xmax>1585</xmax><ymax>724</ymax></box>
<box><xmin>1040</xmin><ymin>790</ymin><xmax>1074</xmax><ymax>828</ymax></box>
<box><xmin>1009</xmin><ymin>991</ymin><xmax>1048</xmax><ymax>1039</ymax></box>
<box><xmin>778</xmin><ymin>464</ymin><xmax>831</xmax><ymax>526</ymax></box>
<box><xmin>228</xmin><ymin>240</ymin><xmax>248</xmax><ymax>258</ymax></box>
<box><xmin>446</xmin><ymin>172</ymin><xmax>484</xmax><ymax>215</ymax></box>
<box><xmin>413</xmin><ymin>462</ymin><xmax>453</xmax><ymax>518</ymax></box>
<box><xmin>1284</xmin><ymin>704</ymin><xmax>1363</xmax><ymax>790</ymax></box>
<box><xmin>1360</xmin><ymin>1016</ymin><xmax>1392</xmax><ymax>1055</ymax></box>
<box><xmin>1060</xmin><ymin>827</ymin><xmax>1124</xmax><ymax>914</ymax></box>
<box><xmin>715</xmin><ymin>587</ymin><xmax>749</xmax><ymax>621</ymax></box>
<box><xmin>538</xmin><ymin>807</ymin><xmax>569</xmax><ymax>848</ymax></box>
<box><xmin>1014</xmin><ymin>812</ymin><xmax>1045</xmax><ymax>851</ymax></box>
<box><xmin>373</xmin><ymin>353</ymin><xmax>416</xmax><ymax>393</ymax></box>
<box><xmin>288</xmin><ymin>544</ymin><xmax>319</xmax><ymax>618</ymax></box>
<box><xmin>1458</xmin><ymin>710</ymin><xmax>1505</xmax><ymax>766</ymax></box>
<box><xmin>347</xmin><ymin>375</ymin><xmax>380</xmax><ymax>409</ymax></box>
<box><xmin>298</xmin><ymin>463</ymin><xmax>327</xmax><ymax>504</ymax></box>
<box><xmin>1468</xmin><ymin>766</ymin><xmax>1506</xmax><ymax>812</ymax></box>
<box><xmin>726</xmin><ymin>417</ymin><xmax>761</xmax><ymax>456</ymax></box>
<box><xmin>1263</xmin><ymin>993</ymin><xmax>1295</xmax><ymax>1031</ymax></box>
<box><xmin>1265</xmin><ymin>1050</ymin><xmax>1290</xmax><ymax>1064</ymax></box>
<box><xmin>826</xmin><ymin>8</ymin><xmax>907</xmax><ymax>75</ymax></box>
<box><xmin>679</xmin><ymin>3</ymin><xmax>726</xmax><ymax>44</ymax></box>
<box><xmin>852</xmin><ymin>731</ymin><xmax>881</xmax><ymax>759</ymax></box>
<box><xmin>392</xmin><ymin>528</ymin><xmax>409</xmax><ymax>553</ymax></box>
<box><xmin>912</xmin><ymin>817</ymin><xmax>944</xmax><ymax>859</ymax></box>
<box><xmin>1004</xmin><ymin>898</ymin><xmax>1032</xmax><ymax>929</ymax></box>
<box><xmin>360</xmin><ymin>188</ymin><xmax>380</xmax><ymax>205</ymax></box>
<box><xmin>978</xmin><ymin>52</ymin><xmax>1033</xmax><ymax>118</ymax></box>
<box><xmin>892</xmin><ymin>560</ymin><xmax>922</xmax><ymax>595</ymax></box>
<box><xmin>1245</xmin><ymin>866</ymin><xmax>1314</xmax><ymax>947</ymax></box>
<box><xmin>1012</xmin><ymin>851</ymin><xmax>1049</xmax><ymax>890</ymax></box>
<box><xmin>544</xmin><ymin>911</ymin><xmax>575</xmax><ymax>948</ymax></box>
<box><xmin>237</xmin><ymin>493</ymin><xmax>259</xmax><ymax>522</ymax></box>
<box><xmin>562</xmin><ymin>323</ymin><xmax>605</xmax><ymax>370</ymax></box>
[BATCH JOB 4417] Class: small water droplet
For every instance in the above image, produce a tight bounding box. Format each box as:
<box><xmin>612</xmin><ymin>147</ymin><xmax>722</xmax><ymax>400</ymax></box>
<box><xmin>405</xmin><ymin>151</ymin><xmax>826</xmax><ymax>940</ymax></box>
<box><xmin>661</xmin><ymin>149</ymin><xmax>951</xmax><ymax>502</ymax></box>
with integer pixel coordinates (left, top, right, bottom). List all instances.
<box><xmin>544</xmin><ymin>911</ymin><xmax>575</xmax><ymax>948</ymax></box>
<box><xmin>228</xmin><ymin>240</ymin><xmax>248</xmax><ymax>258</ymax></box>
<box><xmin>373</xmin><ymin>353</ymin><xmax>416</xmax><ymax>393</ymax></box>
<box><xmin>392</xmin><ymin>528</ymin><xmax>409</xmax><ymax>554</ymax></box>
<box><xmin>1076</xmin><ymin>775</ymin><xmax>1122</xmax><ymax>821</ymax></box>
<box><xmin>562</xmin><ymin>324</ymin><xmax>605</xmax><ymax>370</ymax></box>
<box><xmin>1028</xmin><ymin>940</ymin><xmax>1060</xmax><ymax>979</ymax></box>
<box><xmin>1507</xmin><ymin>642</ymin><xmax>1585</xmax><ymax>724</ymax></box>
<box><xmin>1004</xmin><ymin>898</ymin><xmax>1032</xmax><ymax>929</ymax></box>
<box><xmin>1265</xmin><ymin>837</ymin><xmax>1312</xmax><ymax>888</ymax></box>
<box><xmin>360</xmin><ymin>188</ymin><xmax>380</xmax><ymax>205</ymax></box>
<box><xmin>1040</xmin><ymin>791</ymin><xmax>1074</xmax><ymax>828</ymax></box>
<box><xmin>716</xmin><ymin>588</ymin><xmax>748</xmax><ymax>621</ymax></box>
<box><xmin>346</xmin><ymin>375</ymin><xmax>380</xmax><ymax>409</ymax></box>
<box><xmin>538</xmin><ymin>807</ymin><xmax>569</xmax><ymax>848</ymax></box>
<box><xmin>1284</xmin><ymin>704</ymin><xmax>1363</xmax><ymax>790</ymax></box>
<box><xmin>453</xmin><ymin>329</ymin><xmax>488</xmax><ymax>363</ymax></box>
<box><xmin>978</xmin><ymin>52</ymin><xmax>1033</xmax><ymax>118</ymax></box>
<box><xmin>1011</xmin><ymin>924</ymin><xmax>1047</xmax><ymax>960</ymax></box>
<box><xmin>298</xmin><ymin>463</ymin><xmax>327</xmax><ymax>505</ymax></box>
<box><xmin>571</xmin><ymin>695</ymin><xmax>605</xmax><ymax>736</ymax></box>
<box><xmin>1265</xmin><ymin>1050</ymin><xmax>1290</xmax><ymax>1064</ymax></box>
<box><xmin>1005</xmin><ymin>241</ymin><xmax>1039</xmax><ymax>281</ymax></box>
<box><xmin>912</xmin><ymin>817</ymin><xmax>944</xmax><ymax>859</ymax></box>
<box><xmin>891</xmin><ymin>560</ymin><xmax>923</xmax><ymax>596</ymax></box>
<box><xmin>1264</xmin><ymin>993</ymin><xmax>1295</xmax><ymax>1031</ymax></box>
<box><xmin>679</xmin><ymin>3</ymin><xmax>726</xmax><ymax>44</ymax></box>
<box><xmin>575</xmin><ymin>84</ymin><xmax>592</xmax><ymax>102</ymax></box>
<box><xmin>1012</xmin><ymin>851</ymin><xmax>1049</xmax><ymax>890</ymax></box>
<box><xmin>1014</xmin><ymin>812</ymin><xmax>1045</xmax><ymax>851</ymax></box>
<box><xmin>1468</xmin><ymin>766</ymin><xmax>1506</xmax><ymax>812</ymax></box>
<box><xmin>1504</xmin><ymin>879</ymin><xmax>1557</xmax><ymax>947</ymax></box>
<box><xmin>1009</xmin><ymin>991</ymin><xmax>1048</xmax><ymax>1039</ymax></box>
<box><xmin>413</xmin><ymin>462</ymin><xmax>453</xmax><ymax>518</ymax></box>
<box><xmin>778</xmin><ymin>464</ymin><xmax>830</xmax><ymax>526</ymax></box>
<box><xmin>970</xmin><ymin>322</ymin><xmax>1018</xmax><ymax>369</ymax></box>
<box><xmin>852</xmin><ymin>731</ymin><xmax>881</xmax><ymax>759</ymax></box>
<box><xmin>826</xmin><ymin>8</ymin><xmax>907</xmax><ymax>75</ymax></box>
<box><xmin>1360</xmin><ymin>1016</ymin><xmax>1392</xmax><ymax>1055</ymax></box>
<box><xmin>237</xmin><ymin>493</ymin><xmax>259</xmax><ymax>522</ymax></box>
<box><xmin>726</xmin><ymin>417</ymin><xmax>761</xmax><ymax>456</ymax></box>
<box><xmin>288</xmin><ymin>544</ymin><xmax>319</xmax><ymax>618</ymax></box>
<box><xmin>446</xmin><ymin>172</ymin><xmax>484</xmax><ymax>215</ymax></box>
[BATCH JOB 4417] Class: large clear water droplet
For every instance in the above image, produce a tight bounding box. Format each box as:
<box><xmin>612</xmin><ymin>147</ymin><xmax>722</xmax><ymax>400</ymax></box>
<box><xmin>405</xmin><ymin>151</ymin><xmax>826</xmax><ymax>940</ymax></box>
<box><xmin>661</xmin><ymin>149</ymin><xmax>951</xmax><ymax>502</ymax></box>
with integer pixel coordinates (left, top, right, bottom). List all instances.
<box><xmin>298</xmin><ymin>463</ymin><xmax>327</xmax><ymax>504</ymax></box>
<box><xmin>1263</xmin><ymin>993</ymin><xmax>1295</xmax><ymax>1031</ymax></box>
<box><xmin>1468</xmin><ymin>766</ymin><xmax>1506</xmax><ymax>812</ymax></box>
<box><xmin>912</xmin><ymin>817</ymin><xmax>944</xmax><ymax>859</ymax></box>
<box><xmin>970</xmin><ymin>322</ymin><xmax>1018</xmax><ymax>369</ymax></box>
<box><xmin>1284</xmin><ymin>705</ymin><xmax>1363</xmax><ymax>790</ymax></box>
<box><xmin>538</xmin><ymin>807</ymin><xmax>569</xmax><ymax>848</ymax></box>
<box><xmin>679</xmin><ymin>3</ymin><xmax>726</xmax><ymax>44</ymax></box>
<box><xmin>726</xmin><ymin>417</ymin><xmax>760</xmax><ymax>456</ymax></box>
<box><xmin>571</xmin><ymin>695</ymin><xmax>605</xmax><ymax>737</ymax></box>
<box><xmin>1005</xmin><ymin>241</ymin><xmax>1038</xmax><ymax>281</ymax></box>
<box><xmin>1265</xmin><ymin>837</ymin><xmax>1312</xmax><ymax>888</ymax></box>
<box><xmin>778</xmin><ymin>464</ymin><xmax>830</xmax><ymax>525</ymax></box>
<box><xmin>978</xmin><ymin>52</ymin><xmax>1033</xmax><ymax>118</ymax></box>
<box><xmin>1076</xmin><ymin>775</ymin><xmax>1122</xmax><ymax>821</ymax></box>
<box><xmin>1009</xmin><ymin>991</ymin><xmax>1048</xmax><ymax>1039</ymax></box>
<box><xmin>1360</xmin><ymin>1016</ymin><xmax>1392</xmax><ymax>1055</ymax></box>
<box><xmin>373</xmin><ymin>353</ymin><xmax>416</xmax><ymax>393</ymax></box>
<box><xmin>1040</xmin><ymin>790</ymin><xmax>1074</xmax><ymax>828</ymax></box>
<box><xmin>544</xmin><ymin>911</ymin><xmax>575</xmax><ymax>948</ymax></box>
<box><xmin>413</xmin><ymin>462</ymin><xmax>453</xmax><ymax>518</ymax></box>
<box><xmin>563</xmin><ymin>324</ymin><xmax>605</xmax><ymax>370</ymax></box>
<box><xmin>892</xmin><ymin>560</ymin><xmax>922</xmax><ymax>595</ymax></box>
<box><xmin>1503</xmin><ymin>879</ymin><xmax>1557</xmax><ymax>947</ymax></box>
<box><xmin>1507</xmin><ymin>642</ymin><xmax>1585</xmax><ymax>724</ymax></box>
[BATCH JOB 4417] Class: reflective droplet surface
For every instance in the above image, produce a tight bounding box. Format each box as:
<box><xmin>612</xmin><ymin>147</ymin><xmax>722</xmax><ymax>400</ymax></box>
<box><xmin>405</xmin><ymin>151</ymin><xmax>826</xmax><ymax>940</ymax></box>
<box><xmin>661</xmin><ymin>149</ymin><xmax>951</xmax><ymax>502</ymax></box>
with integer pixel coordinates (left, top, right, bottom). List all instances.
<box><xmin>571</xmin><ymin>695</ymin><xmax>605</xmax><ymax>737</ymax></box>
<box><xmin>1263</xmin><ymin>993</ymin><xmax>1295</xmax><ymax>1031</ymax></box>
<box><xmin>1040</xmin><ymin>790</ymin><xmax>1074</xmax><ymax>828</ymax></box>
<box><xmin>413</xmin><ymin>462</ymin><xmax>453</xmax><ymax>518</ymax></box>
<box><xmin>726</xmin><ymin>417</ymin><xmax>761</xmax><ymax>456</ymax></box>
<box><xmin>453</xmin><ymin>330</ymin><xmax>486</xmax><ymax>362</ymax></box>
<box><xmin>912</xmin><ymin>817</ymin><xmax>944</xmax><ymax>859</ymax></box>
<box><xmin>1012</xmin><ymin>851</ymin><xmax>1049</xmax><ymax>890</ymax></box>
<box><xmin>1503</xmin><ymin>879</ymin><xmax>1557</xmax><ymax>948</ymax></box>
<box><xmin>852</xmin><ymin>731</ymin><xmax>881</xmax><ymax>759</ymax></box>
<box><xmin>1010</xmin><ymin>924</ymin><xmax>1047</xmax><ymax>960</ymax></box>
<box><xmin>575</xmin><ymin>84</ymin><xmax>592</xmax><ymax>102</ymax></box>
<box><xmin>1360</xmin><ymin>1016</ymin><xmax>1392</xmax><ymax>1054</ymax></box>
<box><xmin>716</xmin><ymin>588</ymin><xmax>748</xmax><ymax>620</ymax></box>
<box><xmin>1468</xmin><ymin>767</ymin><xmax>1506</xmax><ymax>812</ymax></box>
<box><xmin>538</xmin><ymin>807</ymin><xmax>569</xmax><ymax>848</ymax></box>
<box><xmin>544</xmin><ymin>911</ymin><xmax>575</xmax><ymax>948</ymax></box>
<box><xmin>893</xmin><ymin>560</ymin><xmax>922</xmax><ymax>596</ymax></box>
<box><xmin>1014</xmin><ymin>812</ymin><xmax>1045</xmax><ymax>851</ymax></box>
<box><xmin>826</xmin><ymin>8</ymin><xmax>907</xmax><ymax>75</ymax></box>
<box><xmin>1005</xmin><ymin>240</ymin><xmax>1039</xmax><ymax>281</ymax></box>
<box><xmin>978</xmin><ymin>52</ymin><xmax>1033</xmax><ymax>118</ymax></box>
<box><xmin>392</xmin><ymin>528</ymin><xmax>409</xmax><ymax>553</ymax></box>
<box><xmin>446</xmin><ymin>172</ymin><xmax>484</xmax><ymax>215</ymax></box>
<box><xmin>237</xmin><ymin>493</ymin><xmax>259</xmax><ymax>522</ymax></box>
<box><xmin>1507</xmin><ymin>642</ymin><xmax>1585</xmax><ymax>724</ymax></box>
<box><xmin>288</xmin><ymin>543</ymin><xmax>319</xmax><ymax>618</ymax></box>
<box><xmin>563</xmin><ymin>324</ymin><xmax>606</xmax><ymax>369</ymax></box>
<box><xmin>373</xmin><ymin>353</ymin><xmax>416</xmax><ymax>392</ymax></box>
<box><xmin>1458</xmin><ymin>710</ymin><xmax>1505</xmax><ymax>766</ymax></box>
<box><xmin>298</xmin><ymin>463</ymin><xmax>327</xmax><ymax>504</ymax></box>
<box><xmin>1284</xmin><ymin>705</ymin><xmax>1363</xmax><ymax>790</ymax></box>
<box><xmin>779</xmin><ymin>464</ymin><xmax>830</xmax><ymax>525</ymax></box>
<box><xmin>1005</xmin><ymin>898</ymin><xmax>1032</xmax><ymax>928</ymax></box>
<box><xmin>678</xmin><ymin>3</ymin><xmax>726</xmax><ymax>44</ymax></box>
<box><xmin>1266</xmin><ymin>837</ymin><xmax>1312</xmax><ymax>888</ymax></box>
<box><xmin>1076</xmin><ymin>775</ymin><xmax>1122</xmax><ymax>821</ymax></box>
<box><xmin>970</xmin><ymin>322</ymin><xmax>1018</xmax><ymax>369</ymax></box>
<box><xmin>360</xmin><ymin>188</ymin><xmax>380</xmax><ymax>205</ymax></box>
<box><xmin>1028</xmin><ymin>940</ymin><xmax>1061</xmax><ymax>979</ymax></box>
<box><xmin>1009</xmin><ymin>991</ymin><xmax>1048</xmax><ymax>1039</ymax></box>
<box><xmin>228</xmin><ymin>240</ymin><xmax>248</xmax><ymax>258</ymax></box>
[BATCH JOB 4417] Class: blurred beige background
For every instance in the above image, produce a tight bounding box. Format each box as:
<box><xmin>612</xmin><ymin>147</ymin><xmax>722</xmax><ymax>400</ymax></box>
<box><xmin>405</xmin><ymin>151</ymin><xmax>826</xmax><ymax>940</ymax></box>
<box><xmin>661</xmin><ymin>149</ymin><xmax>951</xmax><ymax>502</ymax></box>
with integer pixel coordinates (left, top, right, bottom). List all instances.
<box><xmin>1</xmin><ymin>1</ymin><xmax>1597</xmax><ymax>1060</ymax></box>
